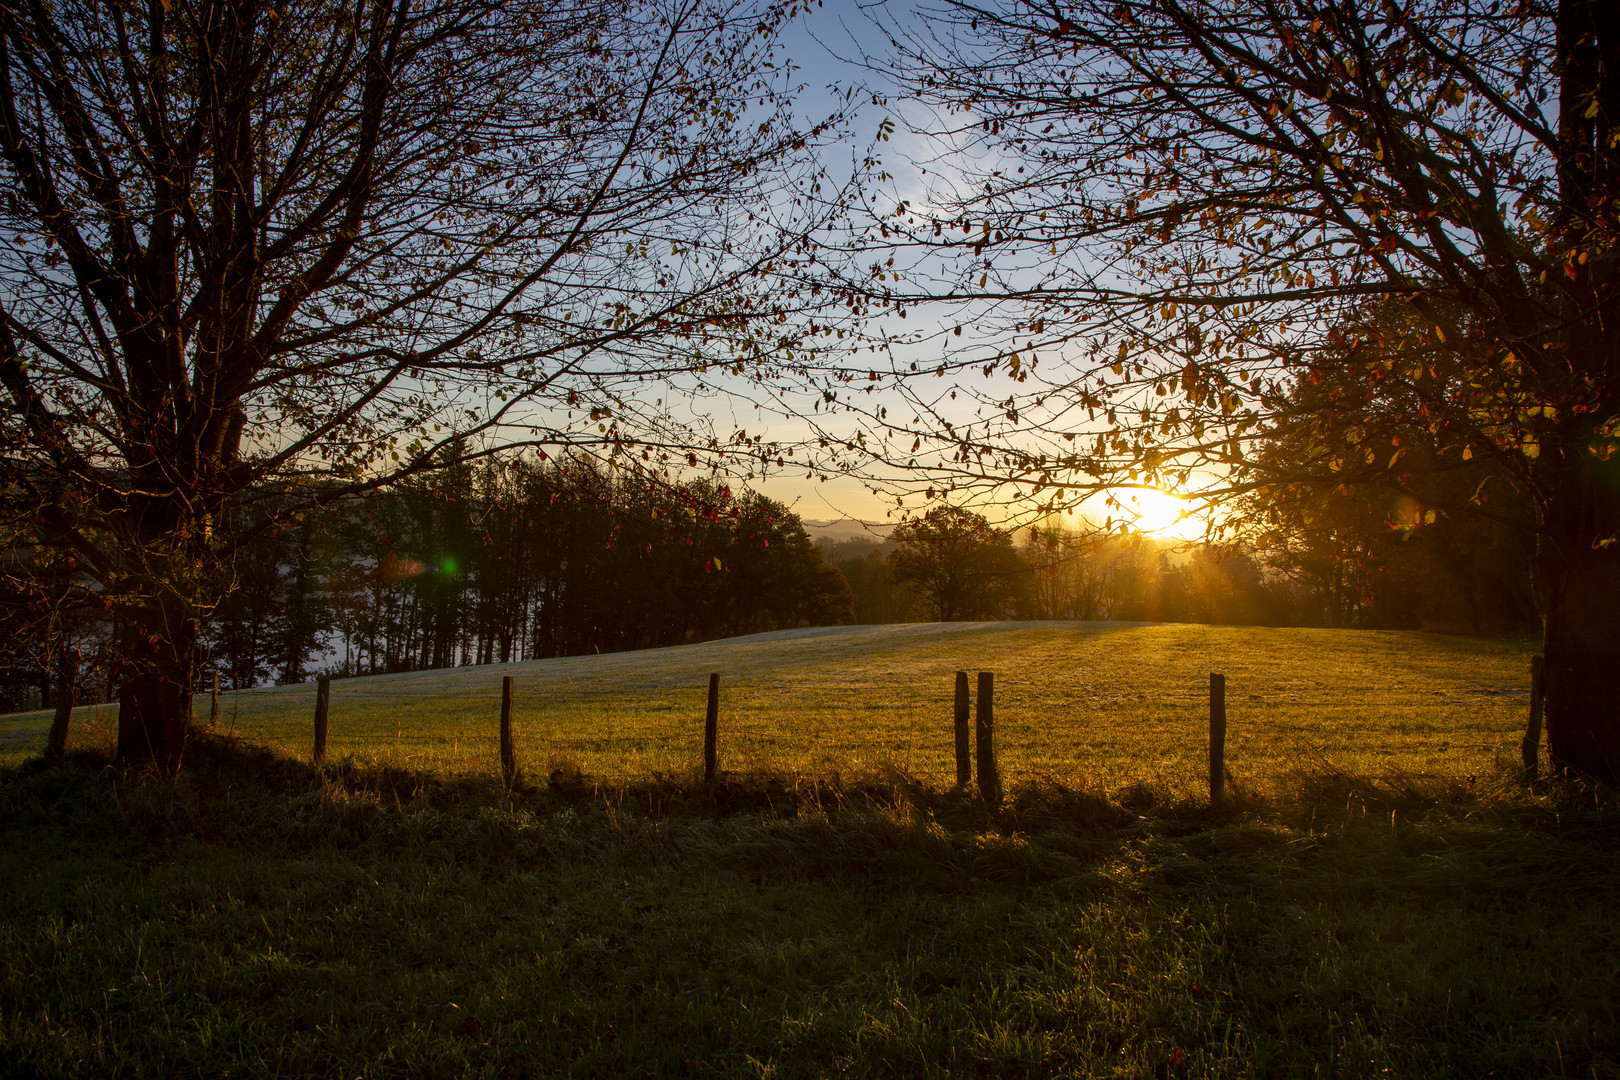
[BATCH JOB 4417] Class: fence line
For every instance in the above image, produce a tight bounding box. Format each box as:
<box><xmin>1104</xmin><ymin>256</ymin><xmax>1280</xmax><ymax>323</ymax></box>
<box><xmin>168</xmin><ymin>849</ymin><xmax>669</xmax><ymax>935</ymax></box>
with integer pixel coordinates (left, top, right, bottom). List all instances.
<box><xmin>953</xmin><ymin>672</ymin><xmax>971</xmax><ymax>790</ymax></box>
<box><xmin>9</xmin><ymin>651</ymin><xmax>1540</xmax><ymax>800</ymax></box>
<box><xmin>500</xmin><ymin>675</ymin><xmax>517</xmax><ymax>787</ymax></box>
<box><xmin>312</xmin><ymin>675</ymin><xmax>331</xmax><ymax>767</ymax></box>
<box><xmin>1209</xmin><ymin>673</ymin><xmax>1227</xmax><ymax>805</ymax></box>
<box><xmin>300</xmin><ymin>661</ymin><xmax>1323</xmax><ymax>808</ymax></box>
<box><xmin>704</xmin><ymin>673</ymin><xmax>720</xmax><ymax>782</ymax></box>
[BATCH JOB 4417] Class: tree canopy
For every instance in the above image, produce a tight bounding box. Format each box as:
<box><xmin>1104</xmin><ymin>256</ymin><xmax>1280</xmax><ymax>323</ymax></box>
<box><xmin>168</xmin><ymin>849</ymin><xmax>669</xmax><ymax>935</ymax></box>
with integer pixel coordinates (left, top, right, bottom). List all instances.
<box><xmin>854</xmin><ymin>0</ymin><xmax>1618</xmax><ymax>778</ymax></box>
<box><xmin>888</xmin><ymin>504</ymin><xmax>1026</xmax><ymax>619</ymax></box>
<box><xmin>6</xmin><ymin>0</ymin><xmax>1618</xmax><ymax>780</ymax></box>
<box><xmin>0</xmin><ymin>0</ymin><xmax>851</xmax><ymax>762</ymax></box>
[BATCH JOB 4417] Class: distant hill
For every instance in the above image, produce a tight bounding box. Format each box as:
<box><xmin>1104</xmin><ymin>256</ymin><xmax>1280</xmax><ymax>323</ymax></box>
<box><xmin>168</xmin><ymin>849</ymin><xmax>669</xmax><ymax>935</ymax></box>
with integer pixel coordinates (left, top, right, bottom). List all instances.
<box><xmin>802</xmin><ymin>518</ymin><xmax>893</xmax><ymax>543</ymax></box>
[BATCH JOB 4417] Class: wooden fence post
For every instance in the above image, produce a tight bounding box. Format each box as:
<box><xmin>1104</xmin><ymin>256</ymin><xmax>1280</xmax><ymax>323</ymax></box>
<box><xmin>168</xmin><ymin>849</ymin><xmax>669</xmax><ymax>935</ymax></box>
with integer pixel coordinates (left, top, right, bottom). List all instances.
<box><xmin>954</xmin><ymin>671</ymin><xmax>971</xmax><ymax>789</ymax></box>
<box><xmin>209</xmin><ymin>672</ymin><xmax>220</xmax><ymax>728</ymax></box>
<box><xmin>704</xmin><ymin>672</ymin><xmax>720</xmax><ymax>782</ymax></box>
<box><xmin>313</xmin><ymin>674</ymin><xmax>331</xmax><ymax>767</ymax></box>
<box><xmin>976</xmin><ymin>671</ymin><xmax>1001</xmax><ymax>807</ymax></box>
<box><xmin>500</xmin><ymin>675</ymin><xmax>517</xmax><ymax>787</ymax></box>
<box><xmin>1209</xmin><ymin>672</ymin><xmax>1227</xmax><ymax>806</ymax></box>
<box><xmin>1521</xmin><ymin>654</ymin><xmax>1546</xmax><ymax>782</ymax></box>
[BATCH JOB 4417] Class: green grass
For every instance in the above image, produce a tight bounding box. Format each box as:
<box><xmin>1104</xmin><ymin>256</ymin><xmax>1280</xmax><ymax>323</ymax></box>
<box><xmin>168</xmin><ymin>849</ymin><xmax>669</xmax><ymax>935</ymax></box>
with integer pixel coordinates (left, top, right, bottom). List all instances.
<box><xmin>6</xmin><ymin>623</ymin><xmax>1612</xmax><ymax>1079</ymax></box>
<box><xmin>4</xmin><ymin>621</ymin><xmax>1539</xmax><ymax>788</ymax></box>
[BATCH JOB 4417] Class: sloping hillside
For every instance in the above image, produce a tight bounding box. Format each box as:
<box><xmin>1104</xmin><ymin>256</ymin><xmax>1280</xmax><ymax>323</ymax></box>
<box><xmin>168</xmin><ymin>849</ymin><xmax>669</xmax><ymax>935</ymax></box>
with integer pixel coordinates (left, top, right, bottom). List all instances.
<box><xmin>14</xmin><ymin>622</ymin><xmax>1533</xmax><ymax>789</ymax></box>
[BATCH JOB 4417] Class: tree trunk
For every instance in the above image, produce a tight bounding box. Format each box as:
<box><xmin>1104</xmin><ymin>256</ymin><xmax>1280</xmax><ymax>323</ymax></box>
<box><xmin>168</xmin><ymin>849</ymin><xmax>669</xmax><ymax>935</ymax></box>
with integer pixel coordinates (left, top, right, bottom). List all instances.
<box><xmin>1543</xmin><ymin>542</ymin><xmax>1620</xmax><ymax>782</ymax></box>
<box><xmin>1541</xmin><ymin>446</ymin><xmax>1620</xmax><ymax>782</ymax></box>
<box><xmin>115</xmin><ymin>589</ymin><xmax>198</xmax><ymax>767</ymax></box>
<box><xmin>45</xmin><ymin>647</ymin><xmax>79</xmax><ymax>759</ymax></box>
<box><xmin>1543</xmin><ymin>0</ymin><xmax>1619</xmax><ymax>781</ymax></box>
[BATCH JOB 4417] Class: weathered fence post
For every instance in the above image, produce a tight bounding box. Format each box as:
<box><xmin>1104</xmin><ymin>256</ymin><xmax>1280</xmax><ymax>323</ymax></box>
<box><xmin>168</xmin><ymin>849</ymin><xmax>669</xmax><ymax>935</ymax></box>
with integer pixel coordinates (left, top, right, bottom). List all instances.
<box><xmin>704</xmin><ymin>672</ymin><xmax>720</xmax><ymax>782</ymax></box>
<box><xmin>976</xmin><ymin>671</ymin><xmax>1002</xmax><ymax>807</ymax></box>
<box><xmin>1209</xmin><ymin>672</ymin><xmax>1227</xmax><ymax>806</ymax></box>
<box><xmin>1521</xmin><ymin>654</ymin><xmax>1546</xmax><ymax>782</ymax></box>
<box><xmin>500</xmin><ymin>675</ymin><xmax>517</xmax><ymax>787</ymax></box>
<box><xmin>313</xmin><ymin>674</ymin><xmax>331</xmax><ymax>767</ymax></box>
<box><xmin>954</xmin><ymin>671</ymin><xmax>972</xmax><ymax>789</ymax></box>
<box><xmin>209</xmin><ymin>672</ymin><xmax>220</xmax><ymax>728</ymax></box>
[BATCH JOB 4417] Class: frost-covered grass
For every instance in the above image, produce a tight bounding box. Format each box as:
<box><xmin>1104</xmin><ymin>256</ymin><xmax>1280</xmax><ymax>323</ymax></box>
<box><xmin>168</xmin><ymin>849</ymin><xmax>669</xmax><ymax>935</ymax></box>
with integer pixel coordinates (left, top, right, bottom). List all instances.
<box><xmin>5</xmin><ymin>622</ymin><xmax>1537</xmax><ymax>795</ymax></box>
<box><xmin>180</xmin><ymin>622</ymin><xmax>1537</xmax><ymax>791</ymax></box>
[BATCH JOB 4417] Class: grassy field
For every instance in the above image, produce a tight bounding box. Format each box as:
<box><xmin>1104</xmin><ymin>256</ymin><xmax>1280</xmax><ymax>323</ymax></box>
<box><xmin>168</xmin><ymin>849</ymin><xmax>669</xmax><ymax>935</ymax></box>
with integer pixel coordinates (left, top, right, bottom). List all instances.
<box><xmin>5</xmin><ymin>622</ymin><xmax>1615</xmax><ymax>1079</ymax></box>
<box><xmin>3</xmin><ymin>621</ymin><xmax>1540</xmax><ymax>790</ymax></box>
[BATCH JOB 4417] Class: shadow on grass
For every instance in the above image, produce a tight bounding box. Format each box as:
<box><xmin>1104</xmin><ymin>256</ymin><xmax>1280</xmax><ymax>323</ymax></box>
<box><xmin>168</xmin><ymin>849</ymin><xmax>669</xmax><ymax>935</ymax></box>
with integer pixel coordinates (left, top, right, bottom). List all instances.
<box><xmin>7</xmin><ymin>729</ymin><xmax>1619</xmax><ymax>893</ymax></box>
<box><xmin>2</xmin><ymin>731</ymin><xmax>1617</xmax><ymax>1078</ymax></box>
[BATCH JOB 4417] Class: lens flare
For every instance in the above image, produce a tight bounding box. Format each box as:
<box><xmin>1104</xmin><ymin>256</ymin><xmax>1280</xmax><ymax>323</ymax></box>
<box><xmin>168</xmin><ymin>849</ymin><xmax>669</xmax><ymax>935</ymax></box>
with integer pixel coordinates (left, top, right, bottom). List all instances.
<box><xmin>380</xmin><ymin>552</ymin><xmax>428</xmax><ymax>583</ymax></box>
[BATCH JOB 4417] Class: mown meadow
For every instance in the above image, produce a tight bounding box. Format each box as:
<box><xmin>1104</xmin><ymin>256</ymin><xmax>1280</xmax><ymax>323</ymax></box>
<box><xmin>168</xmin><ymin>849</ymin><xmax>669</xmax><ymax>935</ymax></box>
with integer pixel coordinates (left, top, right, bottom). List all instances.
<box><xmin>5</xmin><ymin>621</ymin><xmax>1539</xmax><ymax>788</ymax></box>
<box><xmin>2</xmin><ymin>622</ymin><xmax>1616</xmax><ymax>1078</ymax></box>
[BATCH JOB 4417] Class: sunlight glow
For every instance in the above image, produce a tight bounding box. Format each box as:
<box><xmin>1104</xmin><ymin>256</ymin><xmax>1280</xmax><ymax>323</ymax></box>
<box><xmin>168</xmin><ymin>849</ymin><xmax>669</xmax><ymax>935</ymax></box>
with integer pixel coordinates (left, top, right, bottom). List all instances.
<box><xmin>1118</xmin><ymin>487</ymin><xmax>1206</xmax><ymax>541</ymax></box>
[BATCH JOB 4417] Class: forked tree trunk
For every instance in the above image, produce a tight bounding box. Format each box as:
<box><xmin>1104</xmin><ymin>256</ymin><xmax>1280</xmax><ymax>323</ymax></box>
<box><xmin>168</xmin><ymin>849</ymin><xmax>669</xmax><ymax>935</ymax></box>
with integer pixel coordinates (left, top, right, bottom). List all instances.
<box><xmin>115</xmin><ymin>586</ymin><xmax>199</xmax><ymax>767</ymax></box>
<box><xmin>105</xmin><ymin>483</ymin><xmax>215</xmax><ymax>767</ymax></box>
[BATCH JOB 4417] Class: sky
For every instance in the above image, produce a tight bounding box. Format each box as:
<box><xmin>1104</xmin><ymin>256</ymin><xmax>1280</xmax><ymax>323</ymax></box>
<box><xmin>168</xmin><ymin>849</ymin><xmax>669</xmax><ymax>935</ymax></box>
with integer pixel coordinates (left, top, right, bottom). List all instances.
<box><xmin>522</xmin><ymin>0</ymin><xmax>1210</xmax><ymax>537</ymax></box>
<box><xmin>687</xmin><ymin>0</ymin><xmax>1047</xmax><ymax>527</ymax></box>
<box><xmin>747</xmin><ymin>0</ymin><xmax>909</xmax><ymax>524</ymax></box>
<box><xmin>730</xmin><ymin>2</ymin><xmax>1142</xmax><ymax>530</ymax></box>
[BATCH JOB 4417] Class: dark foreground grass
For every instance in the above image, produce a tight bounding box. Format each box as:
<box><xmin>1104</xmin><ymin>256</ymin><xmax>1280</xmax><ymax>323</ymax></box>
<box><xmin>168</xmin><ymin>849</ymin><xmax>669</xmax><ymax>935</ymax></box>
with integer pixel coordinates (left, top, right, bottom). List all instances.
<box><xmin>1</xmin><ymin>736</ymin><xmax>1617</xmax><ymax>1079</ymax></box>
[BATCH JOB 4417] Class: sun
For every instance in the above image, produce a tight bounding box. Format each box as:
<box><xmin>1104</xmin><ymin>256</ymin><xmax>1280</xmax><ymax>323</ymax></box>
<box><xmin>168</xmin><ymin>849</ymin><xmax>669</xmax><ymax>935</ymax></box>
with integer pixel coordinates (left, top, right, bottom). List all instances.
<box><xmin>1118</xmin><ymin>487</ymin><xmax>1206</xmax><ymax>541</ymax></box>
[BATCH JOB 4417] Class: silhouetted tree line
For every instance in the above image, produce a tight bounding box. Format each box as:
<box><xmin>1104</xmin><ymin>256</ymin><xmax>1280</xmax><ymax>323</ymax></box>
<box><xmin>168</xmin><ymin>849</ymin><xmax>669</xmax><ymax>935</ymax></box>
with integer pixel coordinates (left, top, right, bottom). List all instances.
<box><xmin>205</xmin><ymin>457</ymin><xmax>855</xmax><ymax>687</ymax></box>
<box><xmin>0</xmin><ymin>456</ymin><xmax>1534</xmax><ymax>712</ymax></box>
<box><xmin>0</xmin><ymin>458</ymin><xmax>853</xmax><ymax>706</ymax></box>
<box><xmin>820</xmin><ymin>501</ymin><xmax>1537</xmax><ymax>634</ymax></box>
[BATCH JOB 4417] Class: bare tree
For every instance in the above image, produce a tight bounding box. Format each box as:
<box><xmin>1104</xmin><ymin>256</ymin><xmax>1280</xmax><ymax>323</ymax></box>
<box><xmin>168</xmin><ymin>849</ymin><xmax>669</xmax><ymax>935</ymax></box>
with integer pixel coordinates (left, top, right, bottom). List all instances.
<box><xmin>0</xmin><ymin>0</ymin><xmax>853</xmax><ymax>763</ymax></box>
<box><xmin>1018</xmin><ymin>523</ymin><xmax>1109</xmax><ymax>621</ymax></box>
<box><xmin>854</xmin><ymin>0</ymin><xmax>1619</xmax><ymax>778</ymax></box>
